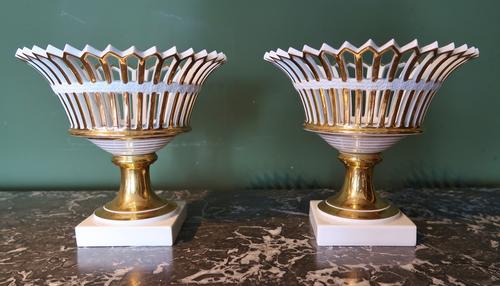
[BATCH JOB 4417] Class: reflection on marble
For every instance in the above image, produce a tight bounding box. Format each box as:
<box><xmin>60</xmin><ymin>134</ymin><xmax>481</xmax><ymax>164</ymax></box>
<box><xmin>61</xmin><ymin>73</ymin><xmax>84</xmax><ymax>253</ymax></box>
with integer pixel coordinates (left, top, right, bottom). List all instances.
<box><xmin>77</xmin><ymin>247</ymin><xmax>172</xmax><ymax>272</ymax></box>
<box><xmin>0</xmin><ymin>188</ymin><xmax>498</xmax><ymax>285</ymax></box>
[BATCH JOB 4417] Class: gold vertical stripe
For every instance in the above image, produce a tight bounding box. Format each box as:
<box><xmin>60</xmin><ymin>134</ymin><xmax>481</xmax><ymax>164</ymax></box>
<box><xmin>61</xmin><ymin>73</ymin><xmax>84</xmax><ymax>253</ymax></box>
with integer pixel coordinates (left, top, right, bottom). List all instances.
<box><xmin>82</xmin><ymin>92</ymin><xmax>96</xmax><ymax>128</ymax></box>
<box><xmin>95</xmin><ymin>92</ymin><xmax>107</xmax><ymax>127</ymax></box>
<box><xmin>398</xmin><ymin>91</ymin><xmax>415</xmax><ymax>127</ymax></box>
<box><xmin>112</xmin><ymin>55</ymin><xmax>130</xmax><ymax>128</ymax></box>
<box><xmin>354</xmin><ymin>90</ymin><xmax>362</xmax><ymax>126</ymax></box>
<box><xmin>185</xmin><ymin>93</ymin><xmax>199</xmax><ymax>126</ymax></box>
<box><xmin>81</xmin><ymin>54</ymin><xmax>102</xmax><ymax>126</ymax></box>
<box><xmin>302</xmin><ymin>53</ymin><xmax>327</xmax><ymax>125</ymax></box>
<box><xmin>124</xmin><ymin>93</ymin><xmax>131</xmax><ymax>128</ymax></box>
<box><xmin>396</xmin><ymin>49</ymin><xmax>420</xmax><ymax>127</ymax></box>
<box><xmin>342</xmin><ymin>89</ymin><xmax>349</xmax><ymax>124</ymax></box>
<box><xmin>182</xmin><ymin>93</ymin><xmax>195</xmax><ymax>126</ymax></box>
<box><xmin>377</xmin><ymin>91</ymin><xmax>390</xmax><ymax>127</ymax></box>
<box><xmin>388</xmin><ymin>90</ymin><xmax>403</xmax><ymax>127</ymax></box>
<box><xmin>159</xmin><ymin>92</ymin><xmax>169</xmax><ymax>127</ymax></box>
<box><xmin>151</xmin><ymin>56</ymin><xmax>165</xmax><ymax>128</ymax></box>
<box><xmin>335</xmin><ymin>52</ymin><xmax>349</xmax><ymax>124</ymax></box>
<box><xmin>135</xmin><ymin>56</ymin><xmax>146</xmax><ymax>129</ymax></box>
<box><xmin>318</xmin><ymin>89</ymin><xmax>328</xmax><ymax>125</ymax></box>
<box><xmin>378</xmin><ymin>52</ymin><xmax>401</xmax><ymax>127</ymax></box>
<box><xmin>288</xmin><ymin>55</ymin><xmax>317</xmax><ymax>123</ymax></box>
<box><xmin>62</xmin><ymin>55</ymin><xmax>96</xmax><ymax>129</ymax></box>
<box><xmin>181</xmin><ymin>57</ymin><xmax>206</xmax><ymax>126</ymax></box>
<box><xmin>367</xmin><ymin>52</ymin><xmax>381</xmax><ymax>125</ymax></box>
<box><xmin>100</xmin><ymin>56</ymin><xmax>118</xmax><ymax>128</ymax></box>
<box><xmin>329</xmin><ymin>88</ymin><xmax>337</xmax><ymax>125</ymax></box>
<box><xmin>169</xmin><ymin>56</ymin><xmax>194</xmax><ymax>127</ymax></box>
<box><xmin>148</xmin><ymin>93</ymin><xmax>157</xmax><ymax>129</ymax></box>
<box><xmin>168</xmin><ymin>92</ymin><xmax>180</xmax><ymax>127</ymax></box>
<box><xmin>46</xmin><ymin>53</ymin><xmax>88</xmax><ymax>129</ymax></box>
<box><xmin>318</xmin><ymin>52</ymin><xmax>336</xmax><ymax>125</ymax></box>
<box><xmin>136</xmin><ymin>93</ymin><xmax>143</xmax><ymax>129</ymax></box>
<box><xmin>160</xmin><ymin>56</ymin><xmax>180</xmax><ymax>127</ymax></box>
<box><xmin>366</xmin><ymin>91</ymin><xmax>376</xmax><ymax>126</ymax></box>
<box><xmin>354</xmin><ymin>53</ymin><xmax>363</xmax><ymax>126</ymax></box>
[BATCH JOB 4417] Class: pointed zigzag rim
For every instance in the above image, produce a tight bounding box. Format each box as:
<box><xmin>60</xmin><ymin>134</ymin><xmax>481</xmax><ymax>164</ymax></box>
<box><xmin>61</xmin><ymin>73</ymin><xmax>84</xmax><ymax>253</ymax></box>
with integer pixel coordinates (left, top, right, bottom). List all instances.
<box><xmin>264</xmin><ymin>39</ymin><xmax>479</xmax><ymax>61</ymax></box>
<box><xmin>15</xmin><ymin>44</ymin><xmax>227</xmax><ymax>63</ymax></box>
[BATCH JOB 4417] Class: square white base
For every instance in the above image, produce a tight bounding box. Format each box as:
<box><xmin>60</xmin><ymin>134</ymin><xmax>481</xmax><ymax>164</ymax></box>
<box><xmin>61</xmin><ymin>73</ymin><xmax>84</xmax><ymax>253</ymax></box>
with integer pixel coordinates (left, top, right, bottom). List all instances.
<box><xmin>309</xmin><ymin>200</ymin><xmax>416</xmax><ymax>246</ymax></box>
<box><xmin>75</xmin><ymin>201</ymin><xmax>186</xmax><ymax>247</ymax></box>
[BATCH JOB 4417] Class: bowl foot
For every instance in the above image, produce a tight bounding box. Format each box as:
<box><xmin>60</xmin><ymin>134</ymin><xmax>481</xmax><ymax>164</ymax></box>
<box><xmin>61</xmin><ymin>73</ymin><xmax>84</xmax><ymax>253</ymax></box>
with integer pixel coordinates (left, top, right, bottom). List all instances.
<box><xmin>77</xmin><ymin>201</ymin><xmax>187</xmax><ymax>247</ymax></box>
<box><xmin>311</xmin><ymin>201</ymin><xmax>416</xmax><ymax>246</ymax></box>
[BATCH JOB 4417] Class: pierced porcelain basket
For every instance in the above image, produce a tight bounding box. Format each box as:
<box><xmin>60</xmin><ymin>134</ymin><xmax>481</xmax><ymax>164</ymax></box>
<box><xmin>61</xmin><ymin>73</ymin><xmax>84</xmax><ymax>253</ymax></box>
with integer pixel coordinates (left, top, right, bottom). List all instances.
<box><xmin>264</xmin><ymin>39</ymin><xmax>478</xmax><ymax>220</ymax></box>
<box><xmin>16</xmin><ymin>44</ymin><xmax>226</xmax><ymax>220</ymax></box>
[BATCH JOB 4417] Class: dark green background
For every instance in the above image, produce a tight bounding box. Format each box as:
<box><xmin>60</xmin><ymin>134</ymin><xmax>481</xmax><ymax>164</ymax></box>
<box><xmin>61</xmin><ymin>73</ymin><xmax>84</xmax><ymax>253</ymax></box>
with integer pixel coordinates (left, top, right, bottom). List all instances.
<box><xmin>0</xmin><ymin>0</ymin><xmax>497</xmax><ymax>190</ymax></box>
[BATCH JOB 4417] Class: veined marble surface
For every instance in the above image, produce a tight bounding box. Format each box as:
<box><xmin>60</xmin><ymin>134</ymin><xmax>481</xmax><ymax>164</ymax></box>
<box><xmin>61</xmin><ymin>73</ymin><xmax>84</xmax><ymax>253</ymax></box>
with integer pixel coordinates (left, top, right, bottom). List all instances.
<box><xmin>0</xmin><ymin>188</ymin><xmax>498</xmax><ymax>285</ymax></box>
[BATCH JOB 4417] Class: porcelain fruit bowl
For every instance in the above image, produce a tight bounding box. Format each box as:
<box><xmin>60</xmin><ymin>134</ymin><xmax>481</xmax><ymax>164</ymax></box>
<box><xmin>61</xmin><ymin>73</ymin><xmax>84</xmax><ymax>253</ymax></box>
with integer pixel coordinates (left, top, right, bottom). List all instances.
<box><xmin>16</xmin><ymin>44</ymin><xmax>226</xmax><ymax>221</ymax></box>
<box><xmin>264</xmin><ymin>39</ymin><xmax>478</xmax><ymax>220</ymax></box>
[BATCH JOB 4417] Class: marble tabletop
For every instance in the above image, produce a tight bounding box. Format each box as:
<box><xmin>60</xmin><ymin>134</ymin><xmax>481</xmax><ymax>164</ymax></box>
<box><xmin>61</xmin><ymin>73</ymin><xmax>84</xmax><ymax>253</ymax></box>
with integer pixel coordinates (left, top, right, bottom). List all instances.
<box><xmin>0</xmin><ymin>188</ymin><xmax>498</xmax><ymax>285</ymax></box>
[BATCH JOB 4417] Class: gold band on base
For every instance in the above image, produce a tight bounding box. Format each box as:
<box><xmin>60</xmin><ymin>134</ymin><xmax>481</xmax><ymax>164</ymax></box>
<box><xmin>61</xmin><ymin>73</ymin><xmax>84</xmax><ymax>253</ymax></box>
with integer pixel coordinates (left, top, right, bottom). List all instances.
<box><xmin>94</xmin><ymin>153</ymin><xmax>177</xmax><ymax>221</ymax></box>
<box><xmin>317</xmin><ymin>152</ymin><xmax>400</xmax><ymax>220</ymax></box>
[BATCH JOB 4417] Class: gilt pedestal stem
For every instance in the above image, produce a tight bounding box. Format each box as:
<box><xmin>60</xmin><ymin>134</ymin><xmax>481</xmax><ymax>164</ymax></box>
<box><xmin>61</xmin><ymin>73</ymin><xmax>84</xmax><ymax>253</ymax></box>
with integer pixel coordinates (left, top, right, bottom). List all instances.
<box><xmin>318</xmin><ymin>153</ymin><xmax>399</xmax><ymax>220</ymax></box>
<box><xmin>94</xmin><ymin>153</ymin><xmax>177</xmax><ymax>220</ymax></box>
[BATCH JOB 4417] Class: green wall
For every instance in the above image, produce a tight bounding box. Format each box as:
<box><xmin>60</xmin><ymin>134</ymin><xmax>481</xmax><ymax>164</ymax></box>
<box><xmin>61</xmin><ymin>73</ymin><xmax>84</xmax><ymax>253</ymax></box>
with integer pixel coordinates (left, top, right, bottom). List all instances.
<box><xmin>0</xmin><ymin>0</ymin><xmax>497</xmax><ymax>190</ymax></box>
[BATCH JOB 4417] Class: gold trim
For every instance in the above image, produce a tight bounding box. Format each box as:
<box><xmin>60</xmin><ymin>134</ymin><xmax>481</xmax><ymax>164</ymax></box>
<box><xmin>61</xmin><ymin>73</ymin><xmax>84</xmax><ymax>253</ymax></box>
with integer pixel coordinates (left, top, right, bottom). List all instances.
<box><xmin>303</xmin><ymin>123</ymin><xmax>421</xmax><ymax>135</ymax></box>
<box><xmin>69</xmin><ymin>127</ymin><xmax>189</xmax><ymax>139</ymax></box>
<box><xmin>317</xmin><ymin>200</ymin><xmax>399</xmax><ymax>220</ymax></box>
